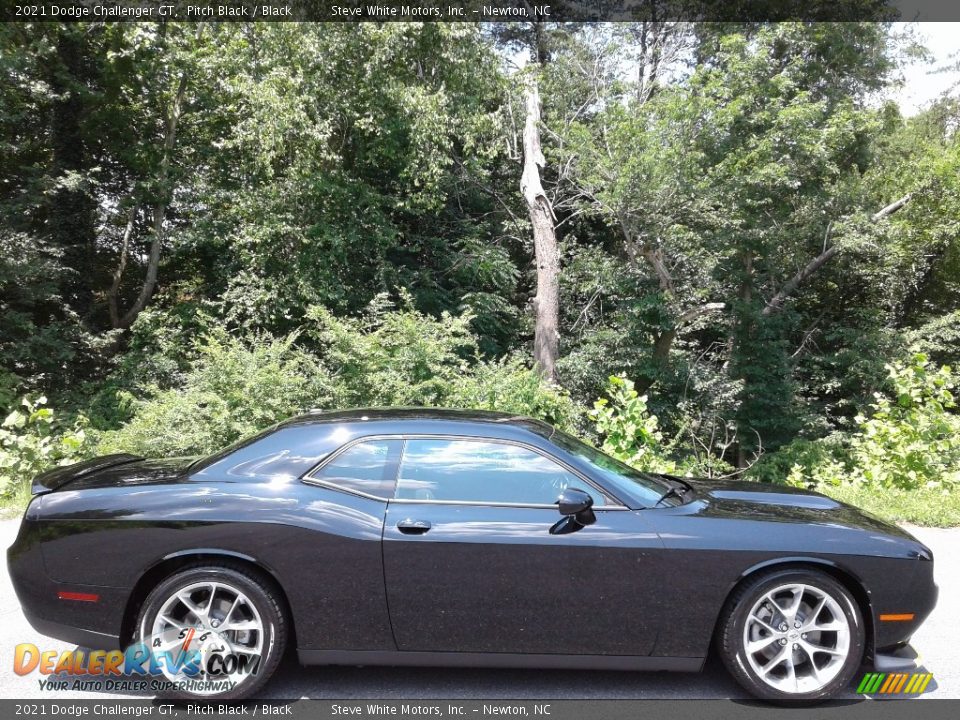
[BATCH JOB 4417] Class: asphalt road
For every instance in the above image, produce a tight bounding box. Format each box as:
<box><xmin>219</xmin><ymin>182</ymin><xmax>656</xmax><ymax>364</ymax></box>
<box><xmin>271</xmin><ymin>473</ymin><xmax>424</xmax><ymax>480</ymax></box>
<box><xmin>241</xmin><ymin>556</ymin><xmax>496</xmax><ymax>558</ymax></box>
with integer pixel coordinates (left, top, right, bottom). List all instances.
<box><xmin>0</xmin><ymin>518</ymin><xmax>956</xmax><ymax>700</ymax></box>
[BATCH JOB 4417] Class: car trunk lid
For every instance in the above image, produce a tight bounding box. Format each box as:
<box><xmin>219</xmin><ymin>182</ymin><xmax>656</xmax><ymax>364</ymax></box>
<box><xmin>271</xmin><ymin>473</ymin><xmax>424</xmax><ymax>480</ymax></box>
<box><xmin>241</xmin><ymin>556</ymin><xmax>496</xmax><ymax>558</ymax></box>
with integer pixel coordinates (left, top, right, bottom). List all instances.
<box><xmin>31</xmin><ymin>454</ymin><xmax>145</xmax><ymax>495</ymax></box>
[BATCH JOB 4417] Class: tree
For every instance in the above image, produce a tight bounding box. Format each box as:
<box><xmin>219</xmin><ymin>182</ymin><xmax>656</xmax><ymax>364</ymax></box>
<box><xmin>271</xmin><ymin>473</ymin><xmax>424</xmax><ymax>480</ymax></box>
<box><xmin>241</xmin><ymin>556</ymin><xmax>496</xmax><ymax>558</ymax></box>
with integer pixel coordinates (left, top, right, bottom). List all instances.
<box><xmin>108</xmin><ymin>24</ymin><xmax>201</xmax><ymax>329</ymax></box>
<box><xmin>521</xmin><ymin>77</ymin><xmax>560</xmax><ymax>382</ymax></box>
<box><xmin>2</xmin><ymin>21</ymin><xmax>958</xmax><ymax>484</ymax></box>
<box><xmin>495</xmin><ymin>18</ymin><xmax>565</xmax><ymax>382</ymax></box>
<box><xmin>553</xmin><ymin>23</ymin><xmax>929</xmax><ymax>460</ymax></box>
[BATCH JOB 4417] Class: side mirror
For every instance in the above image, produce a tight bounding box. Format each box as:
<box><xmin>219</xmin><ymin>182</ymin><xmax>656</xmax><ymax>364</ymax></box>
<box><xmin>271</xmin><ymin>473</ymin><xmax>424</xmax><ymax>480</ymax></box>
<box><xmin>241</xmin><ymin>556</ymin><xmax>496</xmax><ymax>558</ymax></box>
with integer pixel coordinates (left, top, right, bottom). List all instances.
<box><xmin>551</xmin><ymin>487</ymin><xmax>596</xmax><ymax>535</ymax></box>
<box><xmin>557</xmin><ymin>487</ymin><xmax>593</xmax><ymax>516</ymax></box>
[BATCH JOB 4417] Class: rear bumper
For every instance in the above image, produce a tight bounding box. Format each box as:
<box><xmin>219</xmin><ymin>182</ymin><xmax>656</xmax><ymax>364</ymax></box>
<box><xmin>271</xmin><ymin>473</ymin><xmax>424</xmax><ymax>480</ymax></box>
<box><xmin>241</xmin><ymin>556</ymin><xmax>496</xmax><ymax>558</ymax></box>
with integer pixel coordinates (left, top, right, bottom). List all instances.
<box><xmin>7</xmin><ymin>515</ymin><xmax>126</xmax><ymax>651</ymax></box>
<box><xmin>18</xmin><ymin>607</ymin><xmax>121</xmax><ymax>650</ymax></box>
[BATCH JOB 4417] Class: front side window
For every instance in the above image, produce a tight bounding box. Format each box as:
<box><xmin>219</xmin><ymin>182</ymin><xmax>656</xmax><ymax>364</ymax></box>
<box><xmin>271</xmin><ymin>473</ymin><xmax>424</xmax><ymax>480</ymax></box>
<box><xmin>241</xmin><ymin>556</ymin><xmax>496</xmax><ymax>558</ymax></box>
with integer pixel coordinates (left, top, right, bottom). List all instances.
<box><xmin>545</xmin><ymin>429</ymin><xmax>672</xmax><ymax>507</ymax></box>
<box><xmin>395</xmin><ymin>438</ymin><xmax>607</xmax><ymax>506</ymax></box>
<box><xmin>312</xmin><ymin>439</ymin><xmax>403</xmax><ymax>498</ymax></box>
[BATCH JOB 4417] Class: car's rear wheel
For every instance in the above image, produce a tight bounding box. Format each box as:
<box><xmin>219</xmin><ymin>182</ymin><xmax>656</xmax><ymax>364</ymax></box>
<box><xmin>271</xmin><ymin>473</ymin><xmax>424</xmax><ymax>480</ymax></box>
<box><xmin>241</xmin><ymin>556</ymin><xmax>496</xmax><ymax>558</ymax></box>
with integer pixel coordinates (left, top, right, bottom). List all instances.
<box><xmin>718</xmin><ymin>568</ymin><xmax>864</xmax><ymax>702</ymax></box>
<box><xmin>136</xmin><ymin>564</ymin><xmax>286</xmax><ymax>700</ymax></box>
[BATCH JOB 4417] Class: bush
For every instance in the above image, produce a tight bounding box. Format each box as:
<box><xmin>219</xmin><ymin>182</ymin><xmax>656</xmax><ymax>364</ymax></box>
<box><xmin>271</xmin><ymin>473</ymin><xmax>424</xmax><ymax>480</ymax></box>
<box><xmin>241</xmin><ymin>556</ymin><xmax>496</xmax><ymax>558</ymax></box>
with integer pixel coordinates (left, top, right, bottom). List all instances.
<box><xmin>307</xmin><ymin>292</ymin><xmax>477</xmax><ymax>408</ymax></box>
<box><xmin>591</xmin><ymin>376</ymin><xmax>671</xmax><ymax>470</ymax></box>
<box><xmin>0</xmin><ymin>369</ymin><xmax>19</xmax><ymax>414</ymax></box>
<box><xmin>79</xmin><ymin>302</ymin><xmax>218</xmax><ymax>430</ymax></box>
<box><xmin>851</xmin><ymin>353</ymin><xmax>960</xmax><ymax>490</ymax></box>
<box><xmin>761</xmin><ymin>353</ymin><xmax>960</xmax><ymax>496</ymax></box>
<box><xmin>746</xmin><ymin>436</ymin><xmax>850</xmax><ymax>486</ymax></box>
<box><xmin>0</xmin><ymin>396</ymin><xmax>91</xmax><ymax>500</ymax></box>
<box><xmin>98</xmin><ymin>330</ymin><xmax>332</xmax><ymax>457</ymax></box>
<box><xmin>308</xmin><ymin>294</ymin><xmax>581</xmax><ymax>428</ymax></box>
<box><xmin>814</xmin><ymin>482</ymin><xmax>960</xmax><ymax>528</ymax></box>
<box><xmin>448</xmin><ymin>357</ymin><xmax>582</xmax><ymax>433</ymax></box>
<box><xmin>589</xmin><ymin>375</ymin><xmax>733</xmax><ymax>476</ymax></box>
<box><xmin>98</xmin><ymin>297</ymin><xmax>581</xmax><ymax>459</ymax></box>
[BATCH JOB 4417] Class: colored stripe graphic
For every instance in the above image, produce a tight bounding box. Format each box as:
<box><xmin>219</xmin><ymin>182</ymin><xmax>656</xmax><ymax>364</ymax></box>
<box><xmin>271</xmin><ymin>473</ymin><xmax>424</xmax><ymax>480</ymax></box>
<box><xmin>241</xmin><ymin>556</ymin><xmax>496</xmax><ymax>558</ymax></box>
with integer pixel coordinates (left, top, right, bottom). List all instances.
<box><xmin>856</xmin><ymin>672</ymin><xmax>933</xmax><ymax>694</ymax></box>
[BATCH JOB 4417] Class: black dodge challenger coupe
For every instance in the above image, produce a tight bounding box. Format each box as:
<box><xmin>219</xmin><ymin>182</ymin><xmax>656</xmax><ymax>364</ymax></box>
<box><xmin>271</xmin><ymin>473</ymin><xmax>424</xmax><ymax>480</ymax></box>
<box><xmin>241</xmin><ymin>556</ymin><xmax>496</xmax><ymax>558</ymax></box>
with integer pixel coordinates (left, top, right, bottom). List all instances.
<box><xmin>8</xmin><ymin>409</ymin><xmax>937</xmax><ymax>701</ymax></box>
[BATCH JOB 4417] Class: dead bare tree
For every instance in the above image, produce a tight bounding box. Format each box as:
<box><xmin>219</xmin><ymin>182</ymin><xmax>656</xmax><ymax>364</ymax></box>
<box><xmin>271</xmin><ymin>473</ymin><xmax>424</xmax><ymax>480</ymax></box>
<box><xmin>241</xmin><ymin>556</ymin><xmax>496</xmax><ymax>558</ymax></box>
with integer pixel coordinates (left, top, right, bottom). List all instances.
<box><xmin>521</xmin><ymin>78</ymin><xmax>561</xmax><ymax>383</ymax></box>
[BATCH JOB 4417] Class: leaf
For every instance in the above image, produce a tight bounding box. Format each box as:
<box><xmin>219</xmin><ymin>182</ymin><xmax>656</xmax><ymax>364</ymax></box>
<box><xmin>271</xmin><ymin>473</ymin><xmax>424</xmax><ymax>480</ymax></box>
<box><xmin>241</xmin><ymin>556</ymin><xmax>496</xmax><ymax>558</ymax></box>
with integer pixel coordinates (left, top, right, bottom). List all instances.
<box><xmin>3</xmin><ymin>411</ymin><xmax>24</xmax><ymax>429</ymax></box>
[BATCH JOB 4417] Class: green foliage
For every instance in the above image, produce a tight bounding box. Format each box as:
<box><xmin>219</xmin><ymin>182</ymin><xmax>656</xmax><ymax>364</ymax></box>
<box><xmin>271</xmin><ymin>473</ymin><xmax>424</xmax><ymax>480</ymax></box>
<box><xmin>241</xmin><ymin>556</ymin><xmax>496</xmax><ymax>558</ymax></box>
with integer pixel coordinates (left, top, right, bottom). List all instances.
<box><xmin>747</xmin><ymin>436</ymin><xmax>850</xmax><ymax>486</ymax></box>
<box><xmin>731</xmin><ymin>311</ymin><xmax>802</xmax><ymax>453</ymax></box>
<box><xmin>814</xmin><ymin>482</ymin><xmax>960</xmax><ymax>528</ymax></box>
<box><xmin>2</xmin><ymin>24</ymin><xmax>959</xmax><ymax>524</ymax></box>
<box><xmin>851</xmin><ymin>353</ymin><xmax>960</xmax><ymax>490</ymax></box>
<box><xmin>449</xmin><ymin>357</ymin><xmax>582</xmax><ymax>433</ymax></box>
<box><xmin>905</xmin><ymin>312</ymin><xmax>960</xmax><ymax>369</ymax></box>
<box><xmin>591</xmin><ymin>376</ymin><xmax>671</xmax><ymax>471</ymax></box>
<box><xmin>0</xmin><ymin>233</ymin><xmax>96</xmax><ymax>394</ymax></box>
<box><xmin>78</xmin><ymin>301</ymin><xmax>219</xmax><ymax>430</ymax></box>
<box><xmin>0</xmin><ymin>369</ymin><xmax>19</xmax><ymax>413</ymax></box>
<box><xmin>98</xmin><ymin>300</ymin><xmax>579</xmax><ymax>459</ymax></box>
<box><xmin>309</xmin><ymin>294</ymin><xmax>580</xmax><ymax>429</ymax></box>
<box><xmin>0</xmin><ymin>397</ymin><xmax>91</xmax><ymax>500</ymax></box>
<box><xmin>308</xmin><ymin>293</ymin><xmax>478</xmax><ymax>408</ymax></box>
<box><xmin>766</xmin><ymin>353</ymin><xmax>960</xmax><ymax>495</ymax></box>
<box><xmin>589</xmin><ymin>375</ymin><xmax>735</xmax><ymax>477</ymax></box>
<box><xmin>98</xmin><ymin>331</ymin><xmax>331</xmax><ymax>457</ymax></box>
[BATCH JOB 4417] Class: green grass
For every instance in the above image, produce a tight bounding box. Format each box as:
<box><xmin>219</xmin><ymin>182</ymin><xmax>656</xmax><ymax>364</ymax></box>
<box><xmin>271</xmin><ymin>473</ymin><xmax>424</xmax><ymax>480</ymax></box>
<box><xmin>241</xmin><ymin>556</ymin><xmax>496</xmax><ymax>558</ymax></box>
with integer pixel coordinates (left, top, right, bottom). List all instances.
<box><xmin>817</xmin><ymin>482</ymin><xmax>960</xmax><ymax>527</ymax></box>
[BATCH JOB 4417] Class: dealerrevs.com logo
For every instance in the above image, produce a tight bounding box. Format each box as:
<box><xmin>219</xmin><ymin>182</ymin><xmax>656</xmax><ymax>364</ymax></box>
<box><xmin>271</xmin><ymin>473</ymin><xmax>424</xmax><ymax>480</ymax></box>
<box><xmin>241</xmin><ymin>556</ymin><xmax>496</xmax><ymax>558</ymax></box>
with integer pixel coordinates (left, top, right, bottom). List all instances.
<box><xmin>13</xmin><ymin>629</ymin><xmax>260</xmax><ymax>694</ymax></box>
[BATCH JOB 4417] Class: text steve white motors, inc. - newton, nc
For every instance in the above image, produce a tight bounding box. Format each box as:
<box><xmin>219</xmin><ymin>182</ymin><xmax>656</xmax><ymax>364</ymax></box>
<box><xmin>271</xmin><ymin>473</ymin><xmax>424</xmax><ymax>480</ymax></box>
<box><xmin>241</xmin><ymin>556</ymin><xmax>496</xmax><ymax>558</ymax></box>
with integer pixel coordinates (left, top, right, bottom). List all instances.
<box><xmin>331</xmin><ymin>705</ymin><xmax>552</xmax><ymax>717</ymax></box>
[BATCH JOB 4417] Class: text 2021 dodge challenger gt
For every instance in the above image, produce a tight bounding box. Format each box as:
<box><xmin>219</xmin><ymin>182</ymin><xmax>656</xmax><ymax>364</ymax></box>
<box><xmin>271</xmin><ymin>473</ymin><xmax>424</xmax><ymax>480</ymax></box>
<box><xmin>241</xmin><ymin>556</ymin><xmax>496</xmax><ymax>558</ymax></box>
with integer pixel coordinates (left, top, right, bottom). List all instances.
<box><xmin>8</xmin><ymin>409</ymin><xmax>936</xmax><ymax>701</ymax></box>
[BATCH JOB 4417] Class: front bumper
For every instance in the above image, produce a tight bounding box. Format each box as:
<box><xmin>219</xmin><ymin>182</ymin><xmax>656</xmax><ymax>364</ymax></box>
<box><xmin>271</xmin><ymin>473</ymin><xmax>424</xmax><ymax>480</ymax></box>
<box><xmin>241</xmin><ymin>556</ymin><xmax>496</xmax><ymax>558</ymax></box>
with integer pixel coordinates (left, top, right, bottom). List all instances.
<box><xmin>874</xmin><ymin>556</ymin><xmax>938</xmax><ymax>652</ymax></box>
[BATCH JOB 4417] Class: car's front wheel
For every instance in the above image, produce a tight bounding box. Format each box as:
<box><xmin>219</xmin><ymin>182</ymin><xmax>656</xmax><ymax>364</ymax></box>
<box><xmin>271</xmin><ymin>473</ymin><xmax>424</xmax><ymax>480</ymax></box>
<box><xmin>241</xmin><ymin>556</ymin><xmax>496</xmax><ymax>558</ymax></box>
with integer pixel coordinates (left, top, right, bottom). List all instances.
<box><xmin>718</xmin><ymin>568</ymin><xmax>864</xmax><ymax>702</ymax></box>
<box><xmin>136</xmin><ymin>563</ymin><xmax>287</xmax><ymax>700</ymax></box>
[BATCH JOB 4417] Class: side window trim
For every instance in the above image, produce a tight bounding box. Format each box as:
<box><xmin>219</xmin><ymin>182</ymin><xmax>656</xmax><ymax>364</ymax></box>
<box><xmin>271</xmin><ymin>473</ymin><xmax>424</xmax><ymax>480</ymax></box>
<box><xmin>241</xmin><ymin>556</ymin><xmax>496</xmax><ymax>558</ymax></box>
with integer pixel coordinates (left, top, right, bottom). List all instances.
<box><xmin>301</xmin><ymin>433</ymin><xmax>628</xmax><ymax>509</ymax></box>
<box><xmin>300</xmin><ymin>435</ymin><xmax>403</xmax><ymax>501</ymax></box>
<box><xmin>393</xmin><ymin>435</ymin><xmax>627</xmax><ymax>510</ymax></box>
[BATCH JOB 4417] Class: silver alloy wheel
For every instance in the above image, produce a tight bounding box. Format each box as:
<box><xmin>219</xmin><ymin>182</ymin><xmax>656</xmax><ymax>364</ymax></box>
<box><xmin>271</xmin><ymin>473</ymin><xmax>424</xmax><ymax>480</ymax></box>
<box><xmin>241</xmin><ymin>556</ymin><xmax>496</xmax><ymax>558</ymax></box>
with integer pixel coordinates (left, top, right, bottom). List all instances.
<box><xmin>742</xmin><ymin>582</ymin><xmax>851</xmax><ymax>694</ymax></box>
<box><xmin>144</xmin><ymin>581</ymin><xmax>264</xmax><ymax>695</ymax></box>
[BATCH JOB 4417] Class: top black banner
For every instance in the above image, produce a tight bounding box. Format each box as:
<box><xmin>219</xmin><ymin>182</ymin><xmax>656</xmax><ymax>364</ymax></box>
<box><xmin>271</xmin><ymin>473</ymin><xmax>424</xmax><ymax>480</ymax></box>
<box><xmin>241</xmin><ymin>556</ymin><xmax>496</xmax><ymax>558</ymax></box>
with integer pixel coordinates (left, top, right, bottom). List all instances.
<box><xmin>0</xmin><ymin>0</ymin><xmax>955</xmax><ymax>23</ymax></box>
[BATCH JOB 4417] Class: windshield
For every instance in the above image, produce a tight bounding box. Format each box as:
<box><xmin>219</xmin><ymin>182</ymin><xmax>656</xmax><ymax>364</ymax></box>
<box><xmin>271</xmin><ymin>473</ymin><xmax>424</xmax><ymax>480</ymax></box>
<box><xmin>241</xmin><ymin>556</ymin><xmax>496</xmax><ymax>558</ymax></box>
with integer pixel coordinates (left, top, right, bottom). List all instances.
<box><xmin>545</xmin><ymin>429</ymin><xmax>673</xmax><ymax>507</ymax></box>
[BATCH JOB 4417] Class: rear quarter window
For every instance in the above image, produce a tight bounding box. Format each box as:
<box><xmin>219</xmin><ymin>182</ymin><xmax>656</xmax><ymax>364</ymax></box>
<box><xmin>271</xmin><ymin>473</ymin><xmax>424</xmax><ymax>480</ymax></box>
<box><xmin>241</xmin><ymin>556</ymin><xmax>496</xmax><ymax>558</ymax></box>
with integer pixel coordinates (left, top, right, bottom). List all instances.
<box><xmin>310</xmin><ymin>439</ymin><xmax>403</xmax><ymax>498</ymax></box>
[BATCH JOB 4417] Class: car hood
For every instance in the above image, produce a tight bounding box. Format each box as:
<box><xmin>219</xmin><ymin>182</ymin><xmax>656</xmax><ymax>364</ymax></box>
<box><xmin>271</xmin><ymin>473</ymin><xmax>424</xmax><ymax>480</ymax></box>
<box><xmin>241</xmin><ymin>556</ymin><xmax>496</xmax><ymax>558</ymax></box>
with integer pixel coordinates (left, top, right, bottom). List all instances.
<box><xmin>661</xmin><ymin>474</ymin><xmax>917</xmax><ymax>541</ymax></box>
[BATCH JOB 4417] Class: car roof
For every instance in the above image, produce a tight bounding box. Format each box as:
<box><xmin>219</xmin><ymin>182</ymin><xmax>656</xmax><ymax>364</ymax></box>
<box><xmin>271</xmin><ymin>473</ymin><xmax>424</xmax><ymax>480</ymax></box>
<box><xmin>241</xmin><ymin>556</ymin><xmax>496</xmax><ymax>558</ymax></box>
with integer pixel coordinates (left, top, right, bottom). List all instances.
<box><xmin>281</xmin><ymin>407</ymin><xmax>540</xmax><ymax>427</ymax></box>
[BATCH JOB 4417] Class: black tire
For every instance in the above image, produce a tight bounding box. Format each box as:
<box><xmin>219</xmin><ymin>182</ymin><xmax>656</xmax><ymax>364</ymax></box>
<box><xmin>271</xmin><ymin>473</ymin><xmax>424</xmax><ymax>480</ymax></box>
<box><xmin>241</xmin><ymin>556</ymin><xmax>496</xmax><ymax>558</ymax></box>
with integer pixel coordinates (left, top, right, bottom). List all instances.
<box><xmin>718</xmin><ymin>568</ymin><xmax>864</xmax><ymax>703</ymax></box>
<box><xmin>136</xmin><ymin>563</ymin><xmax>287</xmax><ymax>700</ymax></box>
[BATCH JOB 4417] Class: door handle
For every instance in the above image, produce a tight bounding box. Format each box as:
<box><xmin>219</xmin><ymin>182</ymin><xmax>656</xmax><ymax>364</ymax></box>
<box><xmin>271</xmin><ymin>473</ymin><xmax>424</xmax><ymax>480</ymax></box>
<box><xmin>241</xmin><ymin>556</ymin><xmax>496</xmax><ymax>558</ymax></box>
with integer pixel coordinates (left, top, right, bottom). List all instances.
<box><xmin>397</xmin><ymin>519</ymin><xmax>432</xmax><ymax>535</ymax></box>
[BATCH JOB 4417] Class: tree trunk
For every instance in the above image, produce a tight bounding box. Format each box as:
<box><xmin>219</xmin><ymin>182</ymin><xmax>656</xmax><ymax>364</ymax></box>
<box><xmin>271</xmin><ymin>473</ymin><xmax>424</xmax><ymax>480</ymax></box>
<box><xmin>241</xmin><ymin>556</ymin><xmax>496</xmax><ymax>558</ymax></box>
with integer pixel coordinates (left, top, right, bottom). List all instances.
<box><xmin>521</xmin><ymin>79</ymin><xmax>560</xmax><ymax>383</ymax></box>
<box><xmin>113</xmin><ymin>64</ymin><xmax>190</xmax><ymax>330</ymax></box>
<box><xmin>107</xmin><ymin>203</ymin><xmax>139</xmax><ymax>328</ymax></box>
<box><xmin>735</xmin><ymin>253</ymin><xmax>754</xmax><ymax>469</ymax></box>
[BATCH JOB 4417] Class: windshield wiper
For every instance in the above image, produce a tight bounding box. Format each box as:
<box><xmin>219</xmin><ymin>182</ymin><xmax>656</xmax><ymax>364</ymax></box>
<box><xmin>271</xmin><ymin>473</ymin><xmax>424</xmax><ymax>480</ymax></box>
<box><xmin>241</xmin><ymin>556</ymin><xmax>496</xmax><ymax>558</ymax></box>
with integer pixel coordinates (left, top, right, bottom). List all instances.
<box><xmin>654</xmin><ymin>480</ymin><xmax>691</xmax><ymax>507</ymax></box>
